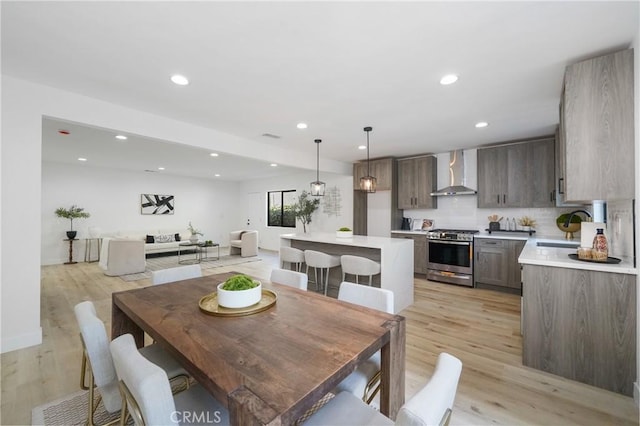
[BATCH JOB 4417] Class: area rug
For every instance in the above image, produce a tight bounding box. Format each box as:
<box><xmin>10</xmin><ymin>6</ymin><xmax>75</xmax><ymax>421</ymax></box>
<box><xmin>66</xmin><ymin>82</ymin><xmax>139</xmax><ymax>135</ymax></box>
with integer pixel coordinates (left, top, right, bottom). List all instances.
<box><xmin>32</xmin><ymin>388</ymin><xmax>333</xmax><ymax>425</ymax></box>
<box><xmin>119</xmin><ymin>254</ymin><xmax>262</xmax><ymax>282</ymax></box>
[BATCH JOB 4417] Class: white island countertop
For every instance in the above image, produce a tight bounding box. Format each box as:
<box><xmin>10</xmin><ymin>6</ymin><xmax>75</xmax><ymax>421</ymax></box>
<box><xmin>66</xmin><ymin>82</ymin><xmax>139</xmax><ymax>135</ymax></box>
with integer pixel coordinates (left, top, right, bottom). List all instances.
<box><xmin>281</xmin><ymin>233</ymin><xmax>413</xmax><ymax>249</ymax></box>
<box><xmin>518</xmin><ymin>237</ymin><xmax>637</xmax><ymax>275</ymax></box>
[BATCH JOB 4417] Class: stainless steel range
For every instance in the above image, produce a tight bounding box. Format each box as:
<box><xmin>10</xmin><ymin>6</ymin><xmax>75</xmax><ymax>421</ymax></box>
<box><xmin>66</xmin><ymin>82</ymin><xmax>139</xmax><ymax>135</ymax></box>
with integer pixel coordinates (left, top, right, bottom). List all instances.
<box><xmin>427</xmin><ymin>229</ymin><xmax>478</xmax><ymax>287</ymax></box>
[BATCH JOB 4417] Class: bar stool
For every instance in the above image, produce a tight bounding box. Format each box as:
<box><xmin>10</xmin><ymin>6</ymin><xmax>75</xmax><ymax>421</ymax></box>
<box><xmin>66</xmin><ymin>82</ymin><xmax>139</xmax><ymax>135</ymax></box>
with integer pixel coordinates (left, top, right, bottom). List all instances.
<box><xmin>340</xmin><ymin>255</ymin><xmax>381</xmax><ymax>287</ymax></box>
<box><xmin>280</xmin><ymin>246</ymin><xmax>305</xmax><ymax>272</ymax></box>
<box><xmin>304</xmin><ymin>250</ymin><xmax>341</xmax><ymax>295</ymax></box>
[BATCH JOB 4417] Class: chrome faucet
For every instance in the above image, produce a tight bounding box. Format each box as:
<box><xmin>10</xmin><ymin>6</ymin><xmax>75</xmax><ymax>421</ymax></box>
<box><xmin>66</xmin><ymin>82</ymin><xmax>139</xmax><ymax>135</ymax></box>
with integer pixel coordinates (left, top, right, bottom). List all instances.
<box><xmin>563</xmin><ymin>209</ymin><xmax>592</xmax><ymax>227</ymax></box>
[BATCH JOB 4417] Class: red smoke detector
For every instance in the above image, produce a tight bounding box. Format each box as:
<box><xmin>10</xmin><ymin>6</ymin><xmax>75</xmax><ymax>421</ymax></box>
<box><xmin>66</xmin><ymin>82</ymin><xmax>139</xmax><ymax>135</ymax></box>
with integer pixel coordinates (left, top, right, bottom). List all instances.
<box><xmin>58</xmin><ymin>129</ymin><xmax>70</xmax><ymax>135</ymax></box>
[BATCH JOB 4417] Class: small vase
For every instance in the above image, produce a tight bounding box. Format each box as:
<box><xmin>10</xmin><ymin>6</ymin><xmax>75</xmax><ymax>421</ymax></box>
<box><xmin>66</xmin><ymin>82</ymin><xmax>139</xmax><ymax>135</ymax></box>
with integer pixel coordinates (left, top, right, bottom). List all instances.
<box><xmin>189</xmin><ymin>235</ymin><xmax>199</xmax><ymax>243</ymax></box>
<box><xmin>592</xmin><ymin>228</ymin><xmax>608</xmax><ymax>261</ymax></box>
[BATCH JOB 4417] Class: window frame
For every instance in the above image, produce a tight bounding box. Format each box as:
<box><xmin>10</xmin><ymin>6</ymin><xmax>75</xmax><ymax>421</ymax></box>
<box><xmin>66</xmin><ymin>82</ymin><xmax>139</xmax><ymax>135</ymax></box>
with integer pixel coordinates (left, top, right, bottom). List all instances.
<box><xmin>267</xmin><ymin>189</ymin><xmax>296</xmax><ymax>228</ymax></box>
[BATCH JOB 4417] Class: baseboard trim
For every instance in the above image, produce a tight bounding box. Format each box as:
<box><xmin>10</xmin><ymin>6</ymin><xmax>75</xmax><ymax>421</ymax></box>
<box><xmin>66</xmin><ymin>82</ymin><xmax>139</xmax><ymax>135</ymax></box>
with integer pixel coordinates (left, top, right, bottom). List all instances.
<box><xmin>634</xmin><ymin>382</ymin><xmax>639</xmax><ymax>407</ymax></box>
<box><xmin>1</xmin><ymin>327</ymin><xmax>42</xmax><ymax>353</ymax></box>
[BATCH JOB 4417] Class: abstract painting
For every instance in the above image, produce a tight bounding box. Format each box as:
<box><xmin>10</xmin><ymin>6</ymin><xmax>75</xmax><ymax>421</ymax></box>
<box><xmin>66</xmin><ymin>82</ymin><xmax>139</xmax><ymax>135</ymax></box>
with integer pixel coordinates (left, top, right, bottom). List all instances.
<box><xmin>141</xmin><ymin>194</ymin><xmax>174</xmax><ymax>215</ymax></box>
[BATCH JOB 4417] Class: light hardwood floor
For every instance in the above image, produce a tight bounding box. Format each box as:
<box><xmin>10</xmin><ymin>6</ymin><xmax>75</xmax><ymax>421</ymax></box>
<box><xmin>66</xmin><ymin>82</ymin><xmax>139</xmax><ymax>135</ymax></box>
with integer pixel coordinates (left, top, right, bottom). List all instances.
<box><xmin>1</xmin><ymin>250</ymin><xmax>638</xmax><ymax>425</ymax></box>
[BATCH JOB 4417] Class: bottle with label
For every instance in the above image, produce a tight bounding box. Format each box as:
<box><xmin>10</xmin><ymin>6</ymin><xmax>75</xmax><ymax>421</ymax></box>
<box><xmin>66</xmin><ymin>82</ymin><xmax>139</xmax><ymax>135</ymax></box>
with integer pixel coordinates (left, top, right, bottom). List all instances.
<box><xmin>592</xmin><ymin>228</ymin><xmax>608</xmax><ymax>261</ymax></box>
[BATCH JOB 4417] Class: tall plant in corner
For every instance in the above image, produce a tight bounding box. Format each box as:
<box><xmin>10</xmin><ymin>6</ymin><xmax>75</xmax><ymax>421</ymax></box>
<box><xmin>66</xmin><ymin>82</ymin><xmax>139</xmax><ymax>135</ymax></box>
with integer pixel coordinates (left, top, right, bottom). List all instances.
<box><xmin>292</xmin><ymin>190</ymin><xmax>320</xmax><ymax>233</ymax></box>
<box><xmin>55</xmin><ymin>205</ymin><xmax>90</xmax><ymax>239</ymax></box>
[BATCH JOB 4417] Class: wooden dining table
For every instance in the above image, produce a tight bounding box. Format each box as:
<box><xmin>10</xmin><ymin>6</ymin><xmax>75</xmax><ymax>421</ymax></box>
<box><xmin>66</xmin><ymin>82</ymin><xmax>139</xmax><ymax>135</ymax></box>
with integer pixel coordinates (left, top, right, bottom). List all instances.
<box><xmin>112</xmin><ymin>271</ymin><xmax>406</xmax><ymax>425</ymax></box>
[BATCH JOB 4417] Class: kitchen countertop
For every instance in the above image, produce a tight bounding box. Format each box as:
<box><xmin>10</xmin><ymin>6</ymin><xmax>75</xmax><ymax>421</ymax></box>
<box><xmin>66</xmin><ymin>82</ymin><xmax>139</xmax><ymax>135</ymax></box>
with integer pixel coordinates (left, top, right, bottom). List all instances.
<box><xmin>518</xmin><ymin>237</ymin><xmax>637</xmax><ymax>275</ymax></box>
<box><xmin>281</xmin><ymin>232</ymin><xmax>411</xmax><ymax>249</ymax></box>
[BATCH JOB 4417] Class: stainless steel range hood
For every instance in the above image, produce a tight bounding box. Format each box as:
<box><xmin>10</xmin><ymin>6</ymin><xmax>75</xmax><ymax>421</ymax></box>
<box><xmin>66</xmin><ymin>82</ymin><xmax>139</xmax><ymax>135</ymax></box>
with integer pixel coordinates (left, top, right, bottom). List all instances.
<box><xmin>430</xmin><ymin>150</ymin><xmax>477</xmax><ymax>196</ymax></box>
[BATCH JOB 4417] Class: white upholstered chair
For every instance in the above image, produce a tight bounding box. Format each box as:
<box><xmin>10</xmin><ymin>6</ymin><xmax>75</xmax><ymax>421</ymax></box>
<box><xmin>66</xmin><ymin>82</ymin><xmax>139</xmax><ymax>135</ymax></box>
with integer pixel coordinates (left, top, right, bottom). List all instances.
<box><xmin>341</xmin><ymin>255</ymin><xmax>381</xmax><ymax>286</ymax></box>
<box><xmin>110</xmin><ymin>334</ymin><xmax>230</xmax><ymax>426</ymax></box>
<box><xmin>279</xmin><ymin>246</ymin><xmax>305</xmax><ymax>272</ymax></box>
<box><xmin>304</xmin><ymin>352</ymin><xmax>463</xmax><ymax>426</ymax></box>
<box><xmin>74</xmin><ymin>301</ymin><xmax>189</xmax><ymax>425</ymax></box>
<box><xmin>229</xmin><ymin>230</ymin><xmax>258</xmax><ymax>257</ymax></box>
<box><xmin>99</xmin><ymin>238</ymin><xmax>146</xmax><ymax>277</ymax></box>
<box><xmin>151</xmin><ymin>264</ymin><xmax>202</xmax><ymax>285</ymax></box>
<box><xmin>335</xmin><ymin>282</ymin><xmax>394</xmax><ymax>403</ymax></box>
<box><xmin>304</xmin><ymin>250</ymin><xmax>341</xmax><ymax>295</ymax></box>
<box><xmin>270</xmin><ymin>268</ymin><xmax>308</xmax><ymax>290</ymax></box>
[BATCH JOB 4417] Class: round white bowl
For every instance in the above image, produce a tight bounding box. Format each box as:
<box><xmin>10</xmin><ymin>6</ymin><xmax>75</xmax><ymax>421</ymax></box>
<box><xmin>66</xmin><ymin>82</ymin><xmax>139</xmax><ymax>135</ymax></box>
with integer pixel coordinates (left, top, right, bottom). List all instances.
<box><xmin>336</xmin><ymin>231</ymin><xmax>353</xmax><ymax>238</ymax></box>
<box><xmin>217</xmin><ymin>281</ymin><xmax>262</xmax><ymax>308</ymax></box>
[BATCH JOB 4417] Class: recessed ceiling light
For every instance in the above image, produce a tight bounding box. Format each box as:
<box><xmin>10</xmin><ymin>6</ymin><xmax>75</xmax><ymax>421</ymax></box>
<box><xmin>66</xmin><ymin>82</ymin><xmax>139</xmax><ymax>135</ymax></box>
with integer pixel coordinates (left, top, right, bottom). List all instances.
<box><xmin>214</xmin><ymin>173</ymin><xmax>221</xmax><ymax>177</ymax></box>
<box><xmin>297</xmin><ymin>123</ymin><xmax>308</xmax><ymax>129</ymax></box>
<box><xmin>358</xmin><ymin>145</ymin><xmax>367</xmax><ymax>150</ymax></box>
<box><xmin>210</xmin><ymin>153</ymin><xmax>219</xmax><ymax>157</ymax></box>
<box><xmin>270</xmin><ymin>163</ymin><xmax>278</xmax><ymax>167</ymax></box>
<box><xmin>440</xmin><ymin>74</ymin><xmax>459</xmax><ymax>85</ymax></box>
<box><xmin>170</xmin><ymin>74</ymin><xmax>189</xmax><ymax>86</ymax></box>
<box><xmin>115</xmin><ymin>135</ymin><xmax>127</xmax><ymax>140</ymax></box>
<box><xmin>475</xmin><ymin>121</ymin><xmax>489</xmax><ymax>128</ymax></box>
<box><xmin>78</xmin><ymin>157</ymin><xmax>87</xmax><ymax>162</ymax></box>
<box><xmin>158</xmin><ymin>166</ymin><xmax>165</xmax><ymax>170</ymax></box>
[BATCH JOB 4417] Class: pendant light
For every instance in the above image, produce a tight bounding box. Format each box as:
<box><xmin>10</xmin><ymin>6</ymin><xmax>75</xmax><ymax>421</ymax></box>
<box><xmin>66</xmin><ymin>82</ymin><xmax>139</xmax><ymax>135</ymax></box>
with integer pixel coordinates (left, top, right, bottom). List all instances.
<box><xmin>310</xmin><ymin>139</ymin><xmax>325</xmax><ymax>196</ymax></box>
<box><xmin>359</xmin><ymin>126</ymin><xmax>377</xmax><ymax>193</ymax></box>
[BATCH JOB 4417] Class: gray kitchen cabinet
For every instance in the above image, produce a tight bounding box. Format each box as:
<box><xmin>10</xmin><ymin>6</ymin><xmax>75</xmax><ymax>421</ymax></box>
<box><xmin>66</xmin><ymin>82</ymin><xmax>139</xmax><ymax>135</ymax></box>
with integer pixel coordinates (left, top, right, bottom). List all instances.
<box><xmin>477</xmin><ymin>139</ymin><xmax>555</xmax><ymax>208</ymax></box>
<box><xmin>353</xmin><ymin>158</ymin><xmax>394</xmax><ymax>191</ymax></box>
<box><xmin>561</xmin><ymin>48</ymin><xmax>634</xmax><ymax>202</ymax></box>
<box><xmin>474</xmin><ymin>238</ymin><xmax>525</xmax><ymax>294</ymax></box>
<box><xmin>391</xmin><ymin>233</ymin><xmax>427</xmax><ymax>275</ymax></box>
<box><xmin>397</xmin><ymin>156</ymin><xmax>437</xmax><ymax>209</ymax></box>
<box><xmin>522</xmin><ymin>264</ymin><xmax>636</xmax><ymax>396</ymax></box>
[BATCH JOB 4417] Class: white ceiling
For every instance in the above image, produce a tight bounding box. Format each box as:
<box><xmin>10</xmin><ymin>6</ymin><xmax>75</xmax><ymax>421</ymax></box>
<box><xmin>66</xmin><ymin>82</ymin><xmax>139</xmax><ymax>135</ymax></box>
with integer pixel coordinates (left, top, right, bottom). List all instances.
<box><xmin>2</xmin><ymin>1</ymin><xmax>638</xmax><ymax>180</ymax></box>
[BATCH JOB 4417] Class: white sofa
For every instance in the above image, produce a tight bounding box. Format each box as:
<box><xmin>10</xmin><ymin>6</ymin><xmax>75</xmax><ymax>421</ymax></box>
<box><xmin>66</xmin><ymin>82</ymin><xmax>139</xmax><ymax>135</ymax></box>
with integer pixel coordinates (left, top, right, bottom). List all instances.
<box><xmin>105</xmin><ymin>230</ymin><xmax>191</xmax><ymax>256</ymax></box>
<box><xmin>229</xmin><ymin>230</ymin><xmax>258</xmax><ymax>257</ymax></box>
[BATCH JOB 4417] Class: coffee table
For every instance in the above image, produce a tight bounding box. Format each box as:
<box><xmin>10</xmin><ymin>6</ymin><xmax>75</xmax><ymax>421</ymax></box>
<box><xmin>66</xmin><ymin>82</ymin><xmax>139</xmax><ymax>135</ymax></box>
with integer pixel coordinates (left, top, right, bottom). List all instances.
<box><xmin>177</xmin><ymin>242</ymin><xmax>202</xmax><ymax>264</ymax></box>
<box><xmin>200</xmin><ymin>242</ymin><xmax>220</xmax><ymax>261</ymax></box>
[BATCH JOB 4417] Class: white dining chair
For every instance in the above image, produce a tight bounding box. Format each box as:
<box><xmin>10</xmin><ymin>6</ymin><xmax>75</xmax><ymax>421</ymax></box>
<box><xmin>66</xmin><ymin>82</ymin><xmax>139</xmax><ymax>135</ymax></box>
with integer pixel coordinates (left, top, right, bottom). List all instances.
<box><xmin>304</xmin><ymin>352</ymin><xmax>463</xmax><ymax>426</ymax></box>
<box><xmin>270</xmin><ymin>268</ymin><xmax>308</xmax><ymax>290</ymax></box>
<box><xmin>151</xmin><ymin>264</ymin><xmax>202</xmax><ymax>285</ymax></box>
<box><xmin>335</xmin><ymin>282</ymin><xmax>394</xmax><ymax>404</ymax></box>
<box><xmin>74</xmin><ymin>301</ymin><xmax>190</xmax><ymax>425</ymax></box>
<box><xmin>340</xmin><ymin>255</ymin><xmax>381</xmax><ymax>286</ymax></box>
<box><xmin>110</xmin><ymin>334</ymin><xmax>230</xmax><ymax>426</ymax></box>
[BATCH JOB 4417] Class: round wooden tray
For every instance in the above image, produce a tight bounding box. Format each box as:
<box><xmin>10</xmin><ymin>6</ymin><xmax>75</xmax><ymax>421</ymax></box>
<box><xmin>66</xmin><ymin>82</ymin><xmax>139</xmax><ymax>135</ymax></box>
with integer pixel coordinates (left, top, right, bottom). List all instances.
<box><xmin>199</xmin><ymin>289</ymin><xmax>277</xmax><ymax>317</ymax></box>
<box><xmin>567</xmin><ymin>253</ymin><xmax>621</xmax><ymax>264</ymax></box>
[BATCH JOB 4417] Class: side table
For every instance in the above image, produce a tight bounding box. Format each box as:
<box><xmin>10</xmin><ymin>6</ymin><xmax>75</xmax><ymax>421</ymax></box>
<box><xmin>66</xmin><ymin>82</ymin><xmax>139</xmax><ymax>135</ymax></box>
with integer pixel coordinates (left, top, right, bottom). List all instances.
<box><xmin>178</xmin><ymin>242</ymin><xmax>202</xmax><ymax>265</ymax></box>
<box><xmin>64</xmin><ymin>238</ymin><xmax>78</xmax><ymax>265</ymax></box>
<box><xmin>201</xmin><ymin>243</ymin><xmax>220</xmax><ymax>261</ymax></box>
<box><xmin>84</xmin><ymin>238</ymin><xmax>102</xmax><ymax>263</ymax></box>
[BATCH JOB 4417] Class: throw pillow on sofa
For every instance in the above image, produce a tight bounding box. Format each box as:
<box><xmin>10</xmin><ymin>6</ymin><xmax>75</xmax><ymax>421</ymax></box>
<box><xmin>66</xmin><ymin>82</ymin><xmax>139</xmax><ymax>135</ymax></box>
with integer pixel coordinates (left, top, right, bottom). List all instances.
<box><xmin>175</xmin><ymin>233</ymin><xmax>181</xmax><ymax>241</ymax></box>
<box><xmin>146</xmin><ymin>235</ymin><xmax>155</xmax><ymax>243</ymax></box>
<box><xmin>154</xmin><ymin>234</ymin><xmax>176</xmax><ymax>243</ymax></box>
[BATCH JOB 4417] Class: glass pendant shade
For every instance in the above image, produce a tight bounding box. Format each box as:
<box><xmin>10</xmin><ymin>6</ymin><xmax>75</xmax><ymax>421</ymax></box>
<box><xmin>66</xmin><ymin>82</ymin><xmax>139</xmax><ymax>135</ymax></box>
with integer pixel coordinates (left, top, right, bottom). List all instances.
<box><xmin>360</xmin><ymin>175</ymin><xmax>377</xmax><ymax>193</ymax></box>
<box><xmin>310</xmin><ymin>139</ymin><xmax>325</xmax><ymax>196</ymax></box>
<box><xmin>359</xmin><ymin>126</ymin><xmax>376</xmax><ymax>193</ymax></box>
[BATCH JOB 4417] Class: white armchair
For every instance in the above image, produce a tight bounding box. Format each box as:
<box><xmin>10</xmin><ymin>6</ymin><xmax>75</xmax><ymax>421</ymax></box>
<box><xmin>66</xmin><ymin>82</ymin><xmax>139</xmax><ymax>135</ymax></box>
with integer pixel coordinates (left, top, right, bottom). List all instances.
<box><xmin>99</xmin><ymin>238</ymin><xmax>146</xmax><ymax>276</ymax></box>
<box><xmin>229</xmin><ymin>230</ymin><xmax>258</xmax><ymax>257</ymax></box>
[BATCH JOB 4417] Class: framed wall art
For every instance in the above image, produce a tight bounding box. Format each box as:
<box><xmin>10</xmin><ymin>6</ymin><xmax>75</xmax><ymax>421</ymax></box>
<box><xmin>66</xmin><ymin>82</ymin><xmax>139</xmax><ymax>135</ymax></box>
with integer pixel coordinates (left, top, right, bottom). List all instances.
<box><xmin>141</xmin><ymin>194</ymin><xmax>174</xmax><ymax>215</ymax></box>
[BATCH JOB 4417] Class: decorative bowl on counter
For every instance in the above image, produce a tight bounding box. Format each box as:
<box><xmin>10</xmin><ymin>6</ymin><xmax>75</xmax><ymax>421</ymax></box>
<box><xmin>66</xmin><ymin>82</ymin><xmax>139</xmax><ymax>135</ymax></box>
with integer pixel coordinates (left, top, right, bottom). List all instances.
<box><xmin>217</xmin><ymin>275</ymin><xmax>262</xmax><ymax>308</ymax></box>
<box><xmin>336</xmin><ymin>227</ymin><xmax>353</xmax><ymax>238</ymax></box>
<box><xmin>556</xmin><ymin>214</ymin><xmax>581</xmax><ymax>239</ymax></box>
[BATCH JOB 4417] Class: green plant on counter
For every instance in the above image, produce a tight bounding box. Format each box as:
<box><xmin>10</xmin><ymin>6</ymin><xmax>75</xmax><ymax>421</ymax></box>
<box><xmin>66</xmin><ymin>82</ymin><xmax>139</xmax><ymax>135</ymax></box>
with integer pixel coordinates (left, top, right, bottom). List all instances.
<box><xmin>221</xmin><ymin>274</ymin><xmax>259</xmax><ymax>291</ymax></box>
<box><xmin>292</xmin><ymin>190</ymin><xmax>320</xmax><ymax>233</ymax></box>
<box><xmin>338</xmin><ymin>227</ymin><xmax>352</xmax><ymax>232</ymax></box>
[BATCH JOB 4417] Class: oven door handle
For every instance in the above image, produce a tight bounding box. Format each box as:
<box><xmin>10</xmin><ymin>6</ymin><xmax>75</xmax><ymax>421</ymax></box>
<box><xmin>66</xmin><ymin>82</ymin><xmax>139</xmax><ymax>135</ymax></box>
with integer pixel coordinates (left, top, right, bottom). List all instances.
<box><xmin>429</xmin><ymin>240</ymin><xmax>471</xmax><ymax>246</ymax></box>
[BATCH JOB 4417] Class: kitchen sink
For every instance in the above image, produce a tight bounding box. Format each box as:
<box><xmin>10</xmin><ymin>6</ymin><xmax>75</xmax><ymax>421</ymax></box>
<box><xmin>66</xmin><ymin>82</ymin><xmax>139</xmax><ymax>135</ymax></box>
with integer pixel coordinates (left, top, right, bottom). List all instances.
<box><xmin>536</xmin><ymin>241</ymin><xmax>580</xmax><ymax>249</ymax></box>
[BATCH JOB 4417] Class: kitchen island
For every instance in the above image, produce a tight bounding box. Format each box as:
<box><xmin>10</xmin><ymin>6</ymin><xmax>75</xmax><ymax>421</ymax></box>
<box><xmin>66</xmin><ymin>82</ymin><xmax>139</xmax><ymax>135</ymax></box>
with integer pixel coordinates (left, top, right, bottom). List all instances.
<box><xmin>518</xmin><ymin>239</ymin><xmax>637</xmax><ymax>396</ymax></box>
<box><xmin>280</xmin><ymin>233</ymin><xmax>414</xmax><ymax>313</ymax></box>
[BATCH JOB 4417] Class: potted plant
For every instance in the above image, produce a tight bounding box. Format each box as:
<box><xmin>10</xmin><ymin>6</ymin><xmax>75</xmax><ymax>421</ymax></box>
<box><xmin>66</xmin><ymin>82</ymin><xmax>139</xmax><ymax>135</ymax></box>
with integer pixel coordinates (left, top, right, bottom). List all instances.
<box><xmin>217</xmin><ymin>274</ymin><xmax>262</xmax><ymax>308</ymax></box>
<box><xmin>336</xmin><ymin>227</ymin><xmax>353</xmax><ymax>238</ymax></box>
<box><xmin>292</xmin><ymin>190</ymin><xmax>320</xmax><ymax>233</ymax></box>
<box><xmin>187</xmin><ymin>221</ymin><xmax>203</xmax><ymax>243</ymax></box>
<box><xmin>55</xmin><ymin>205</ymin><xmax>90</xmax><ymax>239</ymax></box>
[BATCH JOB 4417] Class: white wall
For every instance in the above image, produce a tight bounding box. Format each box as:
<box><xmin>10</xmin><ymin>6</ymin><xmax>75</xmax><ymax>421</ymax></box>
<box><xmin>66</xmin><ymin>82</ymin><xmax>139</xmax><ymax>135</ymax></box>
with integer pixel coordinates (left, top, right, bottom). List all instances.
<box><xmin>239</xmin><ymin>170</ymin><xmax>353</xmax><ymax>251</ymax></box>
<box><xmin>42</xmin><ymin>162</ymin><xmax>240</xmax><ymax>265</ymax></box>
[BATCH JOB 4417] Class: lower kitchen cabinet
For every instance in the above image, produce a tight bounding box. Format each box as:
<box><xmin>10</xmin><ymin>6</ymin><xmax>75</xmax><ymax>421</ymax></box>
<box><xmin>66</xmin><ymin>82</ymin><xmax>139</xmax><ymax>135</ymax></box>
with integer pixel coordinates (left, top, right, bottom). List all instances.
<box><xmin>522</xmin><ymin>264</ymin><xmax>636</xmax><ymax>396</ymax></box>
<box><xmin>391</xmin><ymin>233</ymin><xmax>427</xmax><ymax>275</ymax></box>
<box><xmin>474</xmin><ymin>238</ymin><xmax>525</xmax><ymax>294</ymax></box>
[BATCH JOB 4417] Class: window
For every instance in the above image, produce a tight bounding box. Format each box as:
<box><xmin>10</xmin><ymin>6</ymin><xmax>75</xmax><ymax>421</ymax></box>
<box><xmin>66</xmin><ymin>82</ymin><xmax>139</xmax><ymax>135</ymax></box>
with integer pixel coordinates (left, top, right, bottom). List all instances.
<box><xmin>268</xmin><ymin>190</ymin><xmax>296</xmax><ymax>227</ymax></box>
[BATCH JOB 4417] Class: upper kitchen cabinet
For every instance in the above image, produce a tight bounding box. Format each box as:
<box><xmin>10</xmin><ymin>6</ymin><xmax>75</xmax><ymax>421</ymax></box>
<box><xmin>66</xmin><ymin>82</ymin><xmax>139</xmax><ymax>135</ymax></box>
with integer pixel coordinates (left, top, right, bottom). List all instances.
<box><xmin>397</xmin><ymin>156</ymin><xmax>437</xmax><ymax>209</ymax></box>
<box><xmin>477</xmin><ymin>138</ymin><xmax>555</xmax><ymax>208</ymax></box>
<box><xmin>560</xmin><ymin>49</ymin><xmax>634</xmax><ymax>202</ymax></box>
<box><xmin>353</xmin><ymin>158</ymin><xmax>394</xmax><ymax>191</ymax></box>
